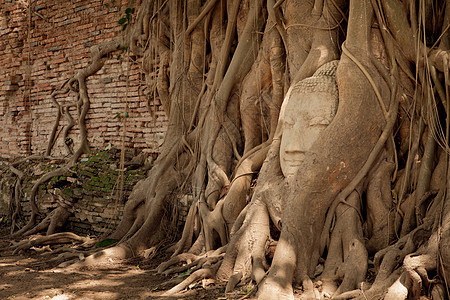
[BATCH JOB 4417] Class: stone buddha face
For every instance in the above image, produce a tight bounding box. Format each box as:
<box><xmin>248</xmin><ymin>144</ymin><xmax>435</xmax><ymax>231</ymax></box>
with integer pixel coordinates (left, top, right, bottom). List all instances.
<box><xmin>279</xmin><ymin>63</ymin><xmax>338</xmax><ymax>177</ymax></box>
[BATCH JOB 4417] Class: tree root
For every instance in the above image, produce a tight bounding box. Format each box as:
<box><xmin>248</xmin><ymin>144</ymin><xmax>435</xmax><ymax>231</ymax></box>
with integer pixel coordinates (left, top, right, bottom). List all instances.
<box><xmin>10</xmin><ymin>36</ymin><xmax>123</xmax><ymax>240</ymax></box>
<box><xmin>200</xmin><ymin>200</ymin><xmax>228</xmax><ymax>251</ymax></box>
<box><xmin>338</xmin><ymin>222</ymin><xmax>442</xmax><ymax>300</ymax></box>
<box><xmin>171</xmin><ymin>201</ymin><xmax>200</xmax><ymax>256</ymax></box>
<box><xmin>356</xmin><ymin>220</ymin><xmax>433</xmax><ymax>299</ymax></box>
<box><xmin>321</xmin><ymin>190</ymin><xmax>367</xmax><ymax>297</ymax></box>
<box><xmin>365</xmin><ymin>153</ymin><xmax>396</xmax><ymax>254</ymax></box>
<box><xmin>11</xmin><ymin>166</ymin><xmax>71</xmax><ymax>237</ymax></box>
<box><xmin>217</xmin><ymin>199</ymin><xmax>271</xmax><ymax>286</ymax></box>
<box><xmin>174</xmin><ymin>143</ymin><xmax>269</xmax><ymax>256</ymax></box>
<box><xmin>162</xmin><ymin>260</ymin><xmax>222</xmax><ymax>296</ymax></box>
<box><xmin>157</xmin><ymin>246</ymin><xmax>227</xmax><ymax>276</ymax></box>
<box><xmin>28</xmin><ymin>246</ymin><xmax>94</xmax><ymax>269</ymax></box>
<box><xmin>10</xmin><ymin>232</ymin><xmax>94</xmax><ymax>255</ymax></box>
<box><xmin>162</xmin><ymin>254</ymin><xmax>216</xmax><ymax>276</ymax></box>
<box><xmin>383</xmin><ymin>253</ymin><xmax>435</xmax><ymax>299</ymax></box>
<box><xmin>223</xmin><ymin>145</ymin><xmax>270</xmax><ymax>229</ymax></box>
<box><xmin>156</xmin><ymin>253</ymin><xmax>199</xmax><ymax>274</ymax></box>
<box><xmin>46</xmin><ymin>80</ymin><xmax>70</xmax><ymax>156</ymax></box>
<box><xmin>320</xmin><ymin>53</ymin><xmax>399</xmax><ymax>255</ymax></box>
<box><xmin>7</xmin><ymin>155</ymin><xmax>64</xmax><ymax>234</ymax></box>
<box><xmin>8</xmin><ymin>165</ymin><xmax>24</xmax><ymax>234</ymax></box>
<box><xmin>22</xmin><ymin>205</ymin><xmax>72</xmax><ymax>237</ymax></box>
<box><xmin>431</xmin><ymin>283</ymin><xmax>447</xmax><ymax>300</ymax></box>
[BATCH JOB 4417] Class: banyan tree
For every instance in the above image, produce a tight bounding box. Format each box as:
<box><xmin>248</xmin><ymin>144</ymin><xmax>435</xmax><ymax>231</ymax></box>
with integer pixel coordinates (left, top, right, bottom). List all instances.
<box><xmin>6</xmin><ymin>0</ymin><xmax>450</xmax><ymax>299</ymax></box>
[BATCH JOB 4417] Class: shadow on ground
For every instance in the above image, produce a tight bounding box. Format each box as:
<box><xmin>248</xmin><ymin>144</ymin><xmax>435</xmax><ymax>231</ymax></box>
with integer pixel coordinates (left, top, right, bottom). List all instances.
<box><xmin>0</xmin><ymin>233</ymin><xmax>253</xmax><ymax>300</ymax></box>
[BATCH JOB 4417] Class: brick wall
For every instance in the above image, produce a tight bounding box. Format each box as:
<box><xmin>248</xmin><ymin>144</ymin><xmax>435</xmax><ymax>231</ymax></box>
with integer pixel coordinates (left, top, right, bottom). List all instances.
<box><xmin>0</xmin><ymin>0</ymin><xmax>167</xmax><ymax>160</ymax></box>
<box><xmin>0</xmin><ymin>150</ymin><xmax>147</xmax><ymax>236</ymax></box>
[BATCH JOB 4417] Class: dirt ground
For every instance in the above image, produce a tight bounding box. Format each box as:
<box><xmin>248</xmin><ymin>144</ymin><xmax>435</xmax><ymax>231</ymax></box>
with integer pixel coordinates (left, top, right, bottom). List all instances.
<box><xmin>0</xmin><ymin>227</ymin><xmax>256</xmax><ymax>300</ymax></box>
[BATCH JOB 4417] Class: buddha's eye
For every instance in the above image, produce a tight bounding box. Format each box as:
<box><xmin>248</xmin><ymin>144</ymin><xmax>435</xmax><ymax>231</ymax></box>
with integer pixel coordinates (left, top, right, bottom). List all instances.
<box><xmin>309</xmin><ymin>117</ymin><xmax>331</xmax><ymax>126</ymax></box>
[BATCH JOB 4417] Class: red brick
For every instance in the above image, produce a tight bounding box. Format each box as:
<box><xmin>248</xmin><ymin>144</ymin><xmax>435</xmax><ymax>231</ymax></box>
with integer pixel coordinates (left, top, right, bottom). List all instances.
<box><xmin>0</xmin><ymin>1</ymin><xmax>167</xmax><ymax>159</ymax></box>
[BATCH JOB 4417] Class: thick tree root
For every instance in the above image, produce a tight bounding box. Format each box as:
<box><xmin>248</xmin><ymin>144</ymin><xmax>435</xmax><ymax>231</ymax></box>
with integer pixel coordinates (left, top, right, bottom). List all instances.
<box><xmin>162</xmin><ymin>255</ymin><xmax>223</xmax><ymax>277</ymax></box>
<box><xmin>200</xmin><ymin>200</ymin><xmax>228</xmax><ymax>251</ymax></box>
<box><xmin>156</xmin><ymin>253</ymin><xmax>199</xmax><ymax>274</ymax></box>
<box><xmin>11</xmin><ymin>166</ymin><xmax>71</xmax><ymax>238</ymax></box>
<box><xmin>29</xmin><ymin>248</ymin><xmax>93</xmax><ymax>269</ymax></box>
<box><xmin>71</xmin><ymin>243</ymin><xmax>134</xmax><ymax>267</ymax></box>
<box><xmin>365</xmin><ymin>153</ymin><xmax>396</xmax><ymax>253</ymax></box>
<box><xmin>162</xmin><ymin>260</ymin><xmax>222</xmax><ymax>296</ymax></box>
<box><xmin>8</xmin><ymin>165</ymin><xmax>24</xmax><ymax>234</ymax></box>
<box><xmin>21</xmin><ymin>206</ymin><xmax>72</xmax><ymax>237</ymax></box>
<box><xmin>10</xmin><ymin>232</ymin><xmax>94</xmax><ymax>255</ymax></box>
<box><xmin>321</xmin><ymin>190</ymin><xmax>367</xmax><ymax>298</ymax></box>
<box><xmin>217</xmin><ymin>199</ymin><xmax>272</xmax><ymax>286</ymax></box>
<box><xmin>156</xmin><ymin>246</ymin><xmax>226</xmax><ymax>276</ymax></box>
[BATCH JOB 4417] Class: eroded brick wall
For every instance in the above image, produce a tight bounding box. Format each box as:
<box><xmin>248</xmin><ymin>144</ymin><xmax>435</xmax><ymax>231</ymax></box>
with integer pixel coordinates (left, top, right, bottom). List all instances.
<box><xmin>0</xmin><ymin>0</ymin><xmax>167</xmax><ymax>160</ymax></box>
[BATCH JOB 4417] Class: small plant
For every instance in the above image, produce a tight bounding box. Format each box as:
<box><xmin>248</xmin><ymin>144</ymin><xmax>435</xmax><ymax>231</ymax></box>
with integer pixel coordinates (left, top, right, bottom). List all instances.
<box><xmin>0</xmin><ymin>216</ymin><xmax>9</xmax><ymax>224</ymax></box>
<box><xmin>240</xmin><ymin>283</ymin><xmax>253</xmax><ymax>295</ymax></box>
<box><xmin>95</xmin><ymin>238</ymin><xmax>117</xmax><ymax>248</ymax></box>
<box><xmin>114</xmin><ymin>111</ymin><xmax>129</xmax><ymax>118</ymax></box>
<box><xmin>118</xmin><ymin>7</ymin><xmax>135</xmax><ymax>31</ymax></box>
<box><xmin>116</xmin><ymin>43</ymin><xmax>128</xmax><ymax>60</ymax></box>
<box><xmin>178</xmin><ymin>269</ymin><xmax>193</xmax><ymax>279</ymax></box>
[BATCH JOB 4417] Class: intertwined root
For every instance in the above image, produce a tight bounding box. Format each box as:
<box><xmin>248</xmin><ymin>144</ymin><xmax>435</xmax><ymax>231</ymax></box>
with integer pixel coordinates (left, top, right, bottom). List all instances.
<box><xmin>156</xmin><ymin>246</ymin><xmax>226</xmax><ymax>275</ymax></box>
<box><xmin>221</xmin><ymin>200</ymin><xmax>272</xmax><ymax>291</ymax></box>
<box><xmin>9</xmin><ymin>232</ymin><xmax>94</xmax><ymax>255</ymax></box>
<box><xmin>320</xmin><ymin>190</ymin><xmax>367</xmax><ymax>297</ymax></box>
<box><xmin>20</xmin><ymin>206</ymin><xmax>71</xmax><ymax>237</ymax></box>
<box><xmin>162</xmin><ymin>262</ymin><xmax>222</xmax><ymax>296</ymax></box>
<box><xmin>163</xmin><ymin>209</ymin><xmax>271</xmax><ymax>297</ymax></box>
<box><xmin>153</xmin><ymin>247</ymin><xmax>226</xmax><ymax>296</ymax></box>
<box><xmin>30</xmin><ymin>246</ymin><xmax>94</xmax><ymax>269</ymax></box>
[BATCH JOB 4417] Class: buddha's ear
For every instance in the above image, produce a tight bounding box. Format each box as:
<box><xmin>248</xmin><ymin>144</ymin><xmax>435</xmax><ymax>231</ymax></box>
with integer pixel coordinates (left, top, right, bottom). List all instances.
<box><xmin>309</xmin><ymin>116</ymin><xmax>331</xmax><ymax>126</ymax></box>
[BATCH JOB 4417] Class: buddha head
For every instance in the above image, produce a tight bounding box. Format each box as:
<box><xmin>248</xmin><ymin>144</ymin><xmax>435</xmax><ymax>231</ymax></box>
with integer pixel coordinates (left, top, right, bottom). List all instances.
<box><xmin>279</xmin><ymin>61</ymin><xmax>339</xmax><ymax>177</ymax></box>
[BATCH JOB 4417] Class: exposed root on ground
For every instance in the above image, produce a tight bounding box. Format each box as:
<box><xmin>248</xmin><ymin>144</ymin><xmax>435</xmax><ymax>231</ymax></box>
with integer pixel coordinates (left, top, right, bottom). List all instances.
<box><xmin>162</xmin><ymin>260</ymin><xmax>222</xmax><ymax>296</ymax></box>
<box><xmin>9</xmin><ymin>232</ymin><xmax>94</xmax><ymax>255</ymax></box>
